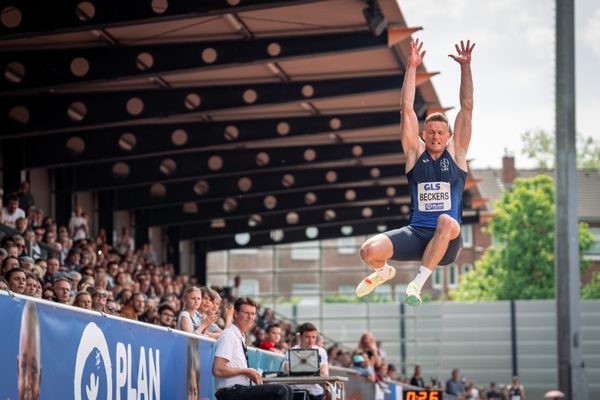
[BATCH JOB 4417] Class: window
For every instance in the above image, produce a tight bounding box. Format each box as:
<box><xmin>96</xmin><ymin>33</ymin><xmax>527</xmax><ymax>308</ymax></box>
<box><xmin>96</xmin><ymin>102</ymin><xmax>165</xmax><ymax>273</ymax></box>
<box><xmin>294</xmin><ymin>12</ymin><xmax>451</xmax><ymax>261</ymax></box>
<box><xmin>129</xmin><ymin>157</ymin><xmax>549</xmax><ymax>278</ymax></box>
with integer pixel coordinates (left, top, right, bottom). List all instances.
<box><xmin>237</xmin><ymin>279</ymin><xmax>259</xmax><ymax>297</ymax></box>
<box><xmin>337</xmin><ymin>237</ymin><xmax>356</xmax><ymax>255</ymax></box>
<box><xmin>432</xmin><ymin>268</ymin><xmax>443</xmax><ymax>289</ymax></box>
<box><xmin>448</xmin><ymin>264</ymin><xmax>459</xmax><ymax>288</ymax></box>
<box><xmin>292</xmin><ymin>283</ymin><xmax>320</xmax><ymax>305</ymax></box>
<box><xmin>462</xmin><ymin>263</ymin><xmax>474</xmax><ymax>274</ymax></box>
<box><xmin>585</xmin><ymin>228</ymin><xmax>600</xmax><ymax>260</ymax></box>
<box><xmin>462</xmin><ymin>224</ymin><xmax>473</xmax><ymax>248</ymax></box>
<box><xmin>338</xmin><ymin>285</ymin><xmax>356</xmax><ymax>295</ymax></box>
<box><xmin>291</xmin><ymin>241</ymin><xmax>320</xmax><ymax>260</ymax></box>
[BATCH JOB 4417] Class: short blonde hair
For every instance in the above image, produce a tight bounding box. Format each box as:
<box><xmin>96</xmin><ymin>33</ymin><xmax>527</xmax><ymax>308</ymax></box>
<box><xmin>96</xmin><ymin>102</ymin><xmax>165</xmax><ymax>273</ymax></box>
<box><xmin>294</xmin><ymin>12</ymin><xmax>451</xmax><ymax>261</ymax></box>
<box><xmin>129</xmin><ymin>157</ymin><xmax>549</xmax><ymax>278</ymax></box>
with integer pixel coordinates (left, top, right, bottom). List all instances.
<box><xmin>424</xmin><ymin>112</ymin><xmax>449</xmax><ymax>126</ymax></box>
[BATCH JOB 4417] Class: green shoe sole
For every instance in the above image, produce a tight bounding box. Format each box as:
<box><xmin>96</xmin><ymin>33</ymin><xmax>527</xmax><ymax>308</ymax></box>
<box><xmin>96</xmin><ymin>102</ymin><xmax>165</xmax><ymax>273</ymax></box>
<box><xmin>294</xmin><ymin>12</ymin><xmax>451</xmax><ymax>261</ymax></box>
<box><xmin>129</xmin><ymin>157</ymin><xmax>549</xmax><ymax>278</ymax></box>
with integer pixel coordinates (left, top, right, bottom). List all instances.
<box><xmin>404</xmin><ymin>295</ymin><xmax>422</xmax><ymax>307</ymax></box>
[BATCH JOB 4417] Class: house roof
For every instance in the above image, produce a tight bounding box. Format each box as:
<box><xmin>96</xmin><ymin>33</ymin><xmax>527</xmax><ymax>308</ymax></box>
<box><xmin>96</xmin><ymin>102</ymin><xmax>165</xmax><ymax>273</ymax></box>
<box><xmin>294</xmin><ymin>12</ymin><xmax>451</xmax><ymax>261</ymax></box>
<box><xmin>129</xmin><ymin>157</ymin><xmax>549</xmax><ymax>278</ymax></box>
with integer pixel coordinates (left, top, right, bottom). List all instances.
<box><xmin>472</xmin><ymin>168</ymin><xmax>600</xmax><ymax>222</ymax></box>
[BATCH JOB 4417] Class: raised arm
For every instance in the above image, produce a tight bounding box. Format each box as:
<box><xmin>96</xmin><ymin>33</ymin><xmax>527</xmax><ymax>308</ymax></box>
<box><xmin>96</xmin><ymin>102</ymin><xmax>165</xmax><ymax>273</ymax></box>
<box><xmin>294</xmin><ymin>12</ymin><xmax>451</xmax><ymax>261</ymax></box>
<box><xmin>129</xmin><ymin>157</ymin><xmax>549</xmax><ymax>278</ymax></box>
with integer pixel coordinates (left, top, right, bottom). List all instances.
<box><xmin>401</xmin><ymin>38</ymin><xmax>426</xmax><ymax>172</ymax></box>
<box><xmin>448</xmin><ymin>40</ymin><xmax>475</xmax><ymax>170</ymax></box>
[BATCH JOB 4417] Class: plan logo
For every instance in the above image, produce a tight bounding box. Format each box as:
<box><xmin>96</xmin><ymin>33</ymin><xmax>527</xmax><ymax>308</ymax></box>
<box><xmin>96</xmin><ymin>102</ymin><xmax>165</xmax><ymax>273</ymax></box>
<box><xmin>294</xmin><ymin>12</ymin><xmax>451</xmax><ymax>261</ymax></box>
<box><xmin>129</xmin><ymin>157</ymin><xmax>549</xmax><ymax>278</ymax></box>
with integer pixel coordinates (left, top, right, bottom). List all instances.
<box><xmin>74</xmin><ymin>323</ymin><xmax>113</xmax><ymax>400</ymax></box>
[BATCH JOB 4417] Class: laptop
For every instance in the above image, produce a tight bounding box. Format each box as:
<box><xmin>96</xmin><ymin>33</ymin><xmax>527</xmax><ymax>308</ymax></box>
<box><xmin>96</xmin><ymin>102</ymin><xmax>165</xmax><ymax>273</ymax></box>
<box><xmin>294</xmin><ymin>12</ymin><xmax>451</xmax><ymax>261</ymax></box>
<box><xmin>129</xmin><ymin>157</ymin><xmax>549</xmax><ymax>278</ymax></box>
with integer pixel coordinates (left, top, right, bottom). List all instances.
<box><xmin>288</xmin><ymin>348</ymin><xmax>321</xmax><ymax>376</ymax></box>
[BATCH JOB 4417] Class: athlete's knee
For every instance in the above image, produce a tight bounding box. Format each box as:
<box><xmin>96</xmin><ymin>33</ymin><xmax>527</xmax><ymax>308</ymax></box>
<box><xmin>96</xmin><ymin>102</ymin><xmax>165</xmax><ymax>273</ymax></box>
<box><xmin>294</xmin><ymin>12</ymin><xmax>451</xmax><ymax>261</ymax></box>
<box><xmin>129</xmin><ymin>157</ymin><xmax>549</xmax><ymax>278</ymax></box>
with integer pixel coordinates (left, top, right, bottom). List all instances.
<box><xmin>436</xmin><ymin>214</ymin><xmax>460</xmax><ymax>237</ymax></box>
<box><xmin>360</xmin><ymin>235</ymin><xmax>392</xmax><ymax>263</ymax></box>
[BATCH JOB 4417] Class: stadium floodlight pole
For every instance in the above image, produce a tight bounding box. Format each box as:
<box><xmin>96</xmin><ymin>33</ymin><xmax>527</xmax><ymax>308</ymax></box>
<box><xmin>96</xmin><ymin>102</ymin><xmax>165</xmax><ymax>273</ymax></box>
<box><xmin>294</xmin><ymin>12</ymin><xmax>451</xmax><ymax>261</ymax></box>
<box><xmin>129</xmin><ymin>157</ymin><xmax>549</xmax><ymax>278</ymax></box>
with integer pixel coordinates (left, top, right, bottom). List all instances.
<box><xmin>555</xmin><ymin>0</ymin><xmax>588</xmax><ymax>399</ymax></box>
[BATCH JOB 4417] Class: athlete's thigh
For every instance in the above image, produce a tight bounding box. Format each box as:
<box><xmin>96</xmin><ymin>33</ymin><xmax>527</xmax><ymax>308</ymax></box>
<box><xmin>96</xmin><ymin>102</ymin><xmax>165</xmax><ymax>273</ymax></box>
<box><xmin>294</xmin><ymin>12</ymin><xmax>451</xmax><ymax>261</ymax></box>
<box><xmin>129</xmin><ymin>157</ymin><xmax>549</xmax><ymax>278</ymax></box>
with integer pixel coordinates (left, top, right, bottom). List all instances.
<box><xmin>384</xmin><ymin>226</ymin><xmax>429</xmax><ymax>262</ymax></box>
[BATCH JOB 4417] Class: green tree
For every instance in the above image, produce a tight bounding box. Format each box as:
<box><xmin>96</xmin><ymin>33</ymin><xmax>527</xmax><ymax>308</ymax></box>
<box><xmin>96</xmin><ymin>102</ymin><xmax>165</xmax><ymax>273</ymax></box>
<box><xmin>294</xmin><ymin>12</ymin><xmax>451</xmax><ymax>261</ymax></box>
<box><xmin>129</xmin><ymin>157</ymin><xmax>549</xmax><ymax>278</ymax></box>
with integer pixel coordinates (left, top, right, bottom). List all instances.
<box><xmin>521</xmin><ymin>129</ymin><xmax>600</xmax><ymax>169</ymax></box>
<box><xmin>451</xmin><ymin>175</ymin><xmax>596</xmax><ymax>300</ymax></box>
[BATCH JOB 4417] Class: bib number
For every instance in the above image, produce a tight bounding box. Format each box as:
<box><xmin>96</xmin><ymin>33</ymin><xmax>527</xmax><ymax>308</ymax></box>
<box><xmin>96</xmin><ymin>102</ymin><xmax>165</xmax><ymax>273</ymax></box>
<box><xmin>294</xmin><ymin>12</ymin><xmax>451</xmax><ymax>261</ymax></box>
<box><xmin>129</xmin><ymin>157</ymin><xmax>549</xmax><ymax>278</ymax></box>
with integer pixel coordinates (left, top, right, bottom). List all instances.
<box><xmin>417</xmin><ymin>182</ymin><xmax>451</xmax><ymax>212</ymax></box>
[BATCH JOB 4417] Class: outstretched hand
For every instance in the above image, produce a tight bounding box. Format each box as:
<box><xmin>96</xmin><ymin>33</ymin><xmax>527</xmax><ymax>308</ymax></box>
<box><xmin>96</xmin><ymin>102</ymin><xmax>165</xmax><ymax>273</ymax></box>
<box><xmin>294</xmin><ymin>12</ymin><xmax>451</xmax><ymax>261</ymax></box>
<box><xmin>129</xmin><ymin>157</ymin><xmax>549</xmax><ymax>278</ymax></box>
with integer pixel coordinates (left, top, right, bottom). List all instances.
<box><xmin>449</xmin><ymin>40</ymin><xmax>475</xmax><ymax>65</ymax></box>
<box><xmin>408</xmin><ymin>38</ymin><xmax>426</xmax><ymax>67</ymax></box>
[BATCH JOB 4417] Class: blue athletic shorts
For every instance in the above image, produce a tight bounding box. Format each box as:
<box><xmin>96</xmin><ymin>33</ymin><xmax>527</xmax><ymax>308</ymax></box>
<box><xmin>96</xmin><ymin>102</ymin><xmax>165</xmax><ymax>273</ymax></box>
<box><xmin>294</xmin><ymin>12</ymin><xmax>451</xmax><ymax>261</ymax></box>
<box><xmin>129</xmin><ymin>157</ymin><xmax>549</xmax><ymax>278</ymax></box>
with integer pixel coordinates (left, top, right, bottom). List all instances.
<box><xmin>383</xmin><ymin>225</ymin><xmax>463</xmax><ymax>265</ymax></box>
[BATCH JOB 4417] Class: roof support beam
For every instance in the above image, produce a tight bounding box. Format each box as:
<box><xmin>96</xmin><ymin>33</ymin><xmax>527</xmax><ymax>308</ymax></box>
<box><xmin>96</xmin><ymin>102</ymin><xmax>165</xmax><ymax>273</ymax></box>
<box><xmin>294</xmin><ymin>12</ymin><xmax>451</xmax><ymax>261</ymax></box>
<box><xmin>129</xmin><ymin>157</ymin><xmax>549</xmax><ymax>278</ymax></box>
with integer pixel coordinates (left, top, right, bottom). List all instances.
<box><xmin>1</xmin><ymin>75</ymin><xmax>405</xmax><ymax>137</ymax></box>
<box><xmin>59</xmin><ymin>140</ymin><xmax>404</xmax><ymax>191</ymax></box>
<box><xmin>113</xmin><ymin>164</ymin><xmax>406</xmax><ymax>210</ymax></box>
<box><xmin>199</xmin><ymin>213</ymin><xmax>480</xmax><ymax>251</ymax></box>
<box><xmin>22</xmin><ymin>111</ymin><xmax>401</xmax><ymax>168</ymax></box>
<box><xmin>0</xmin><ymin>0</ymin><xmax>324</xmax><ymax>40</ymax></box>
<box><xmin>137</xmin><ymin>184</ymin><xmax>410</xmax><ymax>228</ymax></box>
<box><xmin>1</xmin><ymin>31</ymin><xmax>387</xmax><ymax>94</ymax></box>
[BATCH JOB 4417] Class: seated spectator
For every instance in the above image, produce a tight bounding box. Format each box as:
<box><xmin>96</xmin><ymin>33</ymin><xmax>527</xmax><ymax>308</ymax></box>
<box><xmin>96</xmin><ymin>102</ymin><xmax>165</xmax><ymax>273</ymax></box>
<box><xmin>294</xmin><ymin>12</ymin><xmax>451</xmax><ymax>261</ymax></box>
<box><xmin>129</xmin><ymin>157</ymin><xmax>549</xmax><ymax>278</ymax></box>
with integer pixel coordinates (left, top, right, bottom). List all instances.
<box><xmin>156</xmin><ymin>302</ymin><xmax>176</xmax><ymax>328</ymax></box>
<box><xmin>42</xmin><ymin>287</ymin><xmax>56</xmax><ymax>302</ymax></box>
<box><xmin>15</xmin><ymin>217</ymin><xmax>28</xmax><ymax>235</ymax></box>
<box><xmin>53</xmin><ymin>276</ymin><xmax>72</xmax><ymax>304</ymax></box>
<box><xmin>260</xmin><ymin>323</ymin><xmax>283</xmax><ymax>354</ymax></box>
<box><xmin>177</xmin><ymin>286</ymin><xmax>211</xmax><ymax>335</ymax></box>
<box><xmin>351</xmin><ymin>352</ymin><xmax>375</xmax><ymax>382</ymax></box>
<box><xmin>106</xmin><ymin>299</ymin><xmax>121</xmax><ymax>316</ymax></box>
<box><xmin>0</xmin><ymin>276</ymin><xmax>8</xmax><ymax>290</ymax></box>
<box><xmin>74</xmin><ymin>291</ymin><xmax>93</xmax><ymax>310</ymax></box>
<box><xmin>19</xmin><ymin>256</ymin><xmax>35</xmax><ymax>273</ymax></box>
<box><xmin>410</xmin><ymin>365</ymin><xmax>426</xmax><ymax>387</ymax></box>
<box><xmin>212</xmin><ymin>296</ymin><xmax>293</xmax><ymax>400</ymax></box>
<box><xmin>2</xmin><ymin>256</ymin><xmax>20</xmax><ymax>274</ymax></box>
<box><xmin>5</xmin><ymin>267</ymin><xmax>27</xmax><ymax>294</ymax></box>
<box><xmin>24</xmin><ymin>273</ymin><xmax>42</xmax><ymax>298</ymax></box>
<box><xmin>287</xmin><ymin>322</ymin><xmax>329</xmax><ymax>400</ymax></box>
<box><xmin>64</xmin><ymin>247</ymin><xmax>81</xmax><ymax>271</ymax></box>
<box><xmin>91</xmin><ymin>287</ymin><xmax>109</xmax><ymax>312</ymax></box>
<box><xmin>129</xmin><ymin>292</ymin><xmax>148</xmax><ymax>321</ymax></box>
<box><xmin>333</xmin><ymin>350</ymin><xmax>352</xmax><ymax>368</ymax></box>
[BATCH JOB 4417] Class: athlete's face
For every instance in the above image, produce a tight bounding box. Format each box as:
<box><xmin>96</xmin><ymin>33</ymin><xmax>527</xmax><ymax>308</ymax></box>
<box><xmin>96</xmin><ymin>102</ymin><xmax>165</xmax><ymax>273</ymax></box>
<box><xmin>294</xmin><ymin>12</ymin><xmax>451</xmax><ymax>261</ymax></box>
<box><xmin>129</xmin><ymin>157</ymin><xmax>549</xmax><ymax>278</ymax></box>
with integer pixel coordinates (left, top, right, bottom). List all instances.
<box><xmin>422</xmin><ymin>121</ymin><xmax>451</xmax><ymax>155</ymax></box>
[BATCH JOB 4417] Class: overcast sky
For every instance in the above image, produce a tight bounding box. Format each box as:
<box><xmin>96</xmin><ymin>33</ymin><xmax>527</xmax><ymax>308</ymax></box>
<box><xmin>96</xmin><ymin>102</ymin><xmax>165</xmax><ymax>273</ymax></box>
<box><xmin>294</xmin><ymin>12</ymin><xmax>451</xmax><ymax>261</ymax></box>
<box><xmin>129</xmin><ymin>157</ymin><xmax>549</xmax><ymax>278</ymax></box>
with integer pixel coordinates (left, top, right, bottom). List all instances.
<box><xmin>400</xmin><ymin>0</ymin><xmax>600</xmax><ymax>169</ymax></box>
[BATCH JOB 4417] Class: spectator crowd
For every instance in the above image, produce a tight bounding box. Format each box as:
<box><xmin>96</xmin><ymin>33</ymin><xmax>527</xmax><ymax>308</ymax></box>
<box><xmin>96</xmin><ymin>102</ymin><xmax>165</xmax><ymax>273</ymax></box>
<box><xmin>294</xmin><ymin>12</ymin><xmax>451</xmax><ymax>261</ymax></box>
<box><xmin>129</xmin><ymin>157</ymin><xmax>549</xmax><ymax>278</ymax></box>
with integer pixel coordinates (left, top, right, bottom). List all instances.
<box><xmin>1</xmin><ymin>183</ymin><xmax>526</xmax><ymax>399</ymax></box>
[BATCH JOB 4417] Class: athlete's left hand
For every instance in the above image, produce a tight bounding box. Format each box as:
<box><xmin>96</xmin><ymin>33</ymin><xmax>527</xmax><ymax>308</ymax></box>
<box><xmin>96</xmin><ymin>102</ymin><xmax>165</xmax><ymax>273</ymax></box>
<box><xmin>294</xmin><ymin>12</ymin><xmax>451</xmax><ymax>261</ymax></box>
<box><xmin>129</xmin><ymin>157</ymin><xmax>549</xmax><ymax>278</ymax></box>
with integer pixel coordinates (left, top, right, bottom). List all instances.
<box><xmin>449</xmin><ymin>40</ymin><xmax>475</xmax><ymax>65</ymax></box>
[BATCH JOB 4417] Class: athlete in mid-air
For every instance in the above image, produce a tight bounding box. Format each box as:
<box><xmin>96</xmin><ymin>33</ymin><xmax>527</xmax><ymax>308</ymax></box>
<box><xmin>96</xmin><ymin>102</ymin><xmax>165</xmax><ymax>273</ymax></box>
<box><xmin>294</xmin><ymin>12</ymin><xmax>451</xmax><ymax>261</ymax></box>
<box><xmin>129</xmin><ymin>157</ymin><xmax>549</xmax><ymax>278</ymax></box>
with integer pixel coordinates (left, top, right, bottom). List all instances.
<box><xmin>356</xmin><ymin>38</ymin><xmax>475</xmax><ymax>306</ymax></box>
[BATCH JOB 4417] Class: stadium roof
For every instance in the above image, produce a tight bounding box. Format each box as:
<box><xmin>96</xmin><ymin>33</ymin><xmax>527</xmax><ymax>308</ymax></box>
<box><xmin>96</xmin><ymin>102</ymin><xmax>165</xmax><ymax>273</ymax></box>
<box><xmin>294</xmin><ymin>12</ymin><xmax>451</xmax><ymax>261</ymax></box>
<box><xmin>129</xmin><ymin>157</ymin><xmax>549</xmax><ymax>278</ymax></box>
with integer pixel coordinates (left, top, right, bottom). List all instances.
<box><xmin>0</xmin><ymin>0</ymin><xmax>477</xmax><ymax>250</ymax></box>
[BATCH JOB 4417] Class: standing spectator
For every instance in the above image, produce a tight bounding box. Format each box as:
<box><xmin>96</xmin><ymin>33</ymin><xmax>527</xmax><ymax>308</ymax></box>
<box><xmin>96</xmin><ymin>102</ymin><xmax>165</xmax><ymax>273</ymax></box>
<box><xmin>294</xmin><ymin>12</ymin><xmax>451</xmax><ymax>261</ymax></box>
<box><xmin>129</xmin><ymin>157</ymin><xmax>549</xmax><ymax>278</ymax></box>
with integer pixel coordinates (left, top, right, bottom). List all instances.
<box><xmin>358</xmin><ymin>332</ymin><xmax>383</xmax><ymax>369</ymax></box>
<box><xmin>288</xmin><ymin>322</ymin><xmax>329</xmax><ymax>400</ymax></box>
<box><xmin>445</xmin><ymin>369</ymin><xmax>466</xmax><ymax>400</ymax></box>
<box><xmin>410</xmin><ymin>365</ymin><xmax>426</xmax><ymax>388</ymax></box>
<box><xmin>115</xmin><ymin>226</ymin><xmax>135</xmax><ymax>256</ymax></box>
<box><xmin>68</xmin><ymin>205</ymin><xmax>89</xmax><ymax>242</ymax></box>
<box><xmin>53</xmin><ymin>276</ymin><xmax>72</xmax><ymax>304</ymax></box>
<box><xmin>466</xmin><ymin>381</ymin><xmax>479</xmax><ymax>400</ymax></box>
<box><xmin>5</xmin><ymin>267</ymin><xmax>27</xmax><ymax>294</ymax></box>
<box><xmin>259</xmin><ymin>323</ymin><xmax>283</xmax><ymax>354</ymax></box>
<box><xmin>17</xmin><ymin>181</ymin><xmax>34</xmax><ymax>212</ymax></box>
<box><xmin>508</xmin><ymin>376</ymin><xmax>526</xmax><ymax>400</ymax></box>
<box><xmin>1</xmin><ymin>195</ymin><xmax>26</xmax><ymax>228</ymax></box>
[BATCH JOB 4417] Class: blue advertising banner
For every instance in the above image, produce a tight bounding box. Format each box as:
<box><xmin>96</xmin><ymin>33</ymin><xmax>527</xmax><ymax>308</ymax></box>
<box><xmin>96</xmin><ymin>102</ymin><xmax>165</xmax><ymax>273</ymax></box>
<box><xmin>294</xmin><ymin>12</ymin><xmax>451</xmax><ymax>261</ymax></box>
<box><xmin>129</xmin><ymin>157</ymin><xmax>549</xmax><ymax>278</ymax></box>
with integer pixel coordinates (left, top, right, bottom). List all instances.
<box><xmin>0</xmin><ymin>293</ymin><xmax>284</xmax><ymax>400</ymax></box>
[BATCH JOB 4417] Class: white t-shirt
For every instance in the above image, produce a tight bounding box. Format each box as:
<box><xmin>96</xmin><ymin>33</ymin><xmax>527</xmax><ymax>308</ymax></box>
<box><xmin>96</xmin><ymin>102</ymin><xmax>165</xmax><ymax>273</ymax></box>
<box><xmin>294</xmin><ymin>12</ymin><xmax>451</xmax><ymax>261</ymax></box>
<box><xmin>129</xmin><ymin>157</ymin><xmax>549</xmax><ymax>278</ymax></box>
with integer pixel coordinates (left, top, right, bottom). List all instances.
<box><xmin>288</xmin><ymin>345</ymin><xmax>328</xmax><ymax>396</ymax></box>
<box><xmin>213</xmin><ymin>324</ymin><xmax>251</xmax><ymax>390</ymax></box>
<box><xmin>68</xmin><ymin>215</ymin><xmax>88</xmax><ymax>241</ymax></box>
<box><xmin>1</xmin><ymin>207</ymin><xmax>25</xmax><ymax>228</ymax></box>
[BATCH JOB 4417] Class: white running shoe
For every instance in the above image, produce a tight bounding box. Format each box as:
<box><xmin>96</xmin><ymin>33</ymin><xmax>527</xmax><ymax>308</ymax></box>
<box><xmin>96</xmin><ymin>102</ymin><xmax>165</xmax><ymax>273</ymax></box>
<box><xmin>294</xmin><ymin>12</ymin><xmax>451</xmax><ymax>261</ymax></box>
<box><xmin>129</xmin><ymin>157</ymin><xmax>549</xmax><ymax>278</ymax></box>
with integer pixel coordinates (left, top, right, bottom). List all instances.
<box><xmin>404</xmin><ymin>281</ymin><xmax>422</xmax><ymax>307</ymax></box>
<box><xmin>355</xmin><ymin>267</ymin><xmax>396</xmax><ymax>298</ymax></box>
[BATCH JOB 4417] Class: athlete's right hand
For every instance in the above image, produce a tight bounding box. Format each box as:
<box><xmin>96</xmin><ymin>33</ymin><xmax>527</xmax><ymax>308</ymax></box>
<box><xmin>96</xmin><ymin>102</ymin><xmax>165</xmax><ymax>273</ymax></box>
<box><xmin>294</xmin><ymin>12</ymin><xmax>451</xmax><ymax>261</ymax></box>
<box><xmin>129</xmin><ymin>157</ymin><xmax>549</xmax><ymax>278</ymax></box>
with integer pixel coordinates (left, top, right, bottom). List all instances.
<box><xmin>408</xmin><ymin>38</ymin><xmax>426</xmax><ymax>67</ymax></box>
